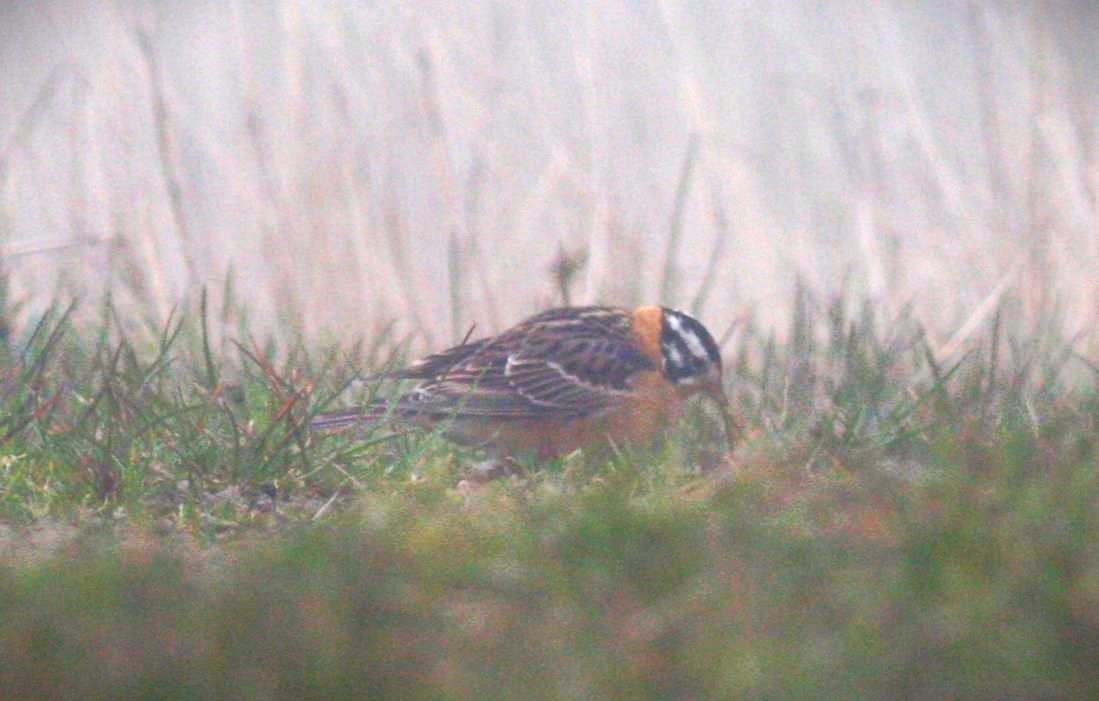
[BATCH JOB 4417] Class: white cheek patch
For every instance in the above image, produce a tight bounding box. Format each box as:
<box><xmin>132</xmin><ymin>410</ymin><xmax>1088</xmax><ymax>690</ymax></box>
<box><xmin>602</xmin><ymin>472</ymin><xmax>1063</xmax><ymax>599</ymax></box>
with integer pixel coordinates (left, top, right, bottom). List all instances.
<box><xmin>664</xmin><ymin>343</ymin><xmax>684</xmax><ymax>368</ymax></box>
<box><xmin>679</xmin><ymin>328</ymin><xmax>708</xmax><ymax>360</ymax></box>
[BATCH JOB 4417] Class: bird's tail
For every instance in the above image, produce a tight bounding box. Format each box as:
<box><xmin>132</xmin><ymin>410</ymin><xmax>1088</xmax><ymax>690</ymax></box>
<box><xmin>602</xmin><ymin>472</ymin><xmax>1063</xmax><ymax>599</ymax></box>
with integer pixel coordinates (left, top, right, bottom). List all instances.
<box><xmin>309</xmin><ymin>404</ymin><xmax>388</xmax><ymax>432</ymax></box>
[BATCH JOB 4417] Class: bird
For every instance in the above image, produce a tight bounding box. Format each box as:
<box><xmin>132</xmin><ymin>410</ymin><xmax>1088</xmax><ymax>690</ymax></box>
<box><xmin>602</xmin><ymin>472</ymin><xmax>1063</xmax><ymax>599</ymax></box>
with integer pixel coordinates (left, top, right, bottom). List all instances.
<box><xmin>310</xmin><ymin>305</ymin><xmax>735</xmax><ymax>464</ymax></box>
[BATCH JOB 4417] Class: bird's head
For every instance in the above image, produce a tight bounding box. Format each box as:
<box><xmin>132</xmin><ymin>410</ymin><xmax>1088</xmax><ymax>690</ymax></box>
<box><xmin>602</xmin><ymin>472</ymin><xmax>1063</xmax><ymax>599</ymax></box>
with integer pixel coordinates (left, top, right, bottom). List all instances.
<box><xmin>659</xmin><ymin>308</ymin><xmax>726</xmax><ymax>406</ymax></box>
<box><xmin>660</xmin><ymin>307</ymin><xmax>739</xmax><ymax>451</ymax></box>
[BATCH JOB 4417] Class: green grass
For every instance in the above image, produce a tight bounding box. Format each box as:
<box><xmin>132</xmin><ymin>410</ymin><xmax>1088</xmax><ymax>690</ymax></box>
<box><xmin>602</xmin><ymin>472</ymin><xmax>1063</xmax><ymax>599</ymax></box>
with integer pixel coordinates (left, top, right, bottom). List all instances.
<box><xmin>2</xmin><ymin>292</ymin><xmax>1099</xmax><ymax>698</ymax></box>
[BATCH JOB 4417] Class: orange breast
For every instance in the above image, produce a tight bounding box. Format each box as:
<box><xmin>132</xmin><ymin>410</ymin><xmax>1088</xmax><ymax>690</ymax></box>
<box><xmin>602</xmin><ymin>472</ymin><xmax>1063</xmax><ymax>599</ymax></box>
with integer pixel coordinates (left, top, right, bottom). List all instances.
<box><xmin>461</xmin><ymin>370</ymin><xmax>681</xmax><ymax>460</ymax></box>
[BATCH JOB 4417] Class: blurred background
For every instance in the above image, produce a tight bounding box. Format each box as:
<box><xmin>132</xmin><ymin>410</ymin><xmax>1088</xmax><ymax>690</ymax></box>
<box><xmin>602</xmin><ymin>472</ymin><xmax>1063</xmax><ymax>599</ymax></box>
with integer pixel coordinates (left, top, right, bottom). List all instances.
<box><xmin>1</xmin><ymin>0</ymin><xmax>1097</xmax><ymax>356</ymax></box>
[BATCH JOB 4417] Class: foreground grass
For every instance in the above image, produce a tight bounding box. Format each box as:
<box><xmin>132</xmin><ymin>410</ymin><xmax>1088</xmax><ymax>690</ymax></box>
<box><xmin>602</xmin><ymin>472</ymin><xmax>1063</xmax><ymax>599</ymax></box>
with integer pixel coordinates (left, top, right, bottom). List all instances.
<box><xmin>1</xmin><ymin>293</ymin><xmax>1099</xmax><ymax>698</ymax></box>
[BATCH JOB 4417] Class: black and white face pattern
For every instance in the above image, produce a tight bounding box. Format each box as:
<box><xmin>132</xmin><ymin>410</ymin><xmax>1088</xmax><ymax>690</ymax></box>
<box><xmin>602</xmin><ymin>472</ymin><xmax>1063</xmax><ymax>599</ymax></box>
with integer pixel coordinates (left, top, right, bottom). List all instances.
<box><xmin>659</xmin><ymin>308</ymin><xmax>723</xmax><ymax>386</ymax></box>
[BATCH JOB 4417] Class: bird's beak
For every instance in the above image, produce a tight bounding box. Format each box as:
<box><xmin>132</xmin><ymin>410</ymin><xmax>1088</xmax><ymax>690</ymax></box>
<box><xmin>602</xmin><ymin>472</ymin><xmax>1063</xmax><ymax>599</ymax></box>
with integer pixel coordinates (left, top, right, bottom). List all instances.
<box><xmin>704</xmin><ymin>378</ymin><xmax>739</xmax><ymax>452</ymax></box>
<box><xmin>704</xmin><ymin>378</ymin><xmax>728</xmax><ymax>409</ymax></box>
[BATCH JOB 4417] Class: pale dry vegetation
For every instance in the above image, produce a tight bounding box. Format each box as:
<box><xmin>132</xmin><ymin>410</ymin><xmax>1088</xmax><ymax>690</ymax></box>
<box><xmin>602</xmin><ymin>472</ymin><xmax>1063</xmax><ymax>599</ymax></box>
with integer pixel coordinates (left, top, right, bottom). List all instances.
<box><xmin>1</xmin><ymin>1</ymin><xmax>1098</xmax><ymax>355</ymax></box>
